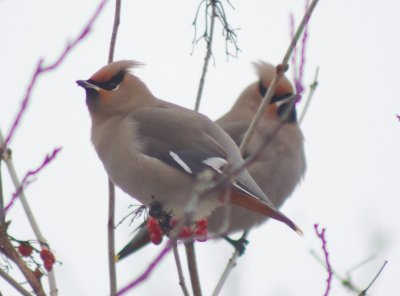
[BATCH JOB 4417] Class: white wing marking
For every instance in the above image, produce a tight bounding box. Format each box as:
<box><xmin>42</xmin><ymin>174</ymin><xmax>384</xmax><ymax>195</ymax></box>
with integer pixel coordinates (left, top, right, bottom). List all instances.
<box><xmin>169</xmin><ymin>151</ymin><xmax>193</xmax><ymax>174</ymax></box>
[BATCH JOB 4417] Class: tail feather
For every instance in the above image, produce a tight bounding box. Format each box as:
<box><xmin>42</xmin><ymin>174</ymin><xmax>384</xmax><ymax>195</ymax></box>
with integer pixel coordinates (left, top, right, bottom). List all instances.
<box><xmin>116</xmin><ymin>224</ymin><xmax>151</xmax><ymax>262</ymax></box>
<box><xmin>227</xmin><ymin>191</ymin><xmax>303</xmax><ymax>235</ymax></box>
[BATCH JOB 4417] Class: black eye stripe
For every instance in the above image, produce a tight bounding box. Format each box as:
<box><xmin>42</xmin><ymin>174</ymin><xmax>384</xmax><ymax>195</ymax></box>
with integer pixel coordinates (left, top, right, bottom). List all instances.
<box><xmin>271</xmin><ymin>92</ymin><xmax>293</xmax><ymax>103</ymax></box>
<box><xmin>88</xmin><ymin>70</ymin><xmax>125</xmax><ymax>91</ymax></box>
<box><xmin>258</xmin><ymin>80</ymin><xmax>267</xmax><ymax>97</ymax></box>
<box><xmin>258</xmin><ymin>81</ymin><xmax>293</xmax><ymax>103</ymax></box>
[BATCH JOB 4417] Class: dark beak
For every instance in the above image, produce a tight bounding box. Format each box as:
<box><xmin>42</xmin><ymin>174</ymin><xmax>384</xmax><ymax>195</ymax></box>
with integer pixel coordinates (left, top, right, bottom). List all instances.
<box><xmin>76</xmin><ymin>80</ymin><xmax>100</xmax><ymax>91</ymax></box>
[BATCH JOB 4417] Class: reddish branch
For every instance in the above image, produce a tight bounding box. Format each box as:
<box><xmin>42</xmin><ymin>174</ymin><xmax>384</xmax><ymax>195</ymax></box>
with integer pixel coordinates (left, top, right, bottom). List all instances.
<box><xmin>2</xmin><ymin>0</ymin><xmax>108</xmax><ymax>151</ymax></box>
<box><xmin>116</xmin><ymin>242</ymin><xmax>172</xmax><ymax>295</ymax></box>
<box><xmin>4</xmin><ymin>147</ymin><xmax>62</xmax><ymax>212</ymax></box>
<box><xmin>314</xmin><ymin>223</ymin><xmax>333</xmax><ymax>296</ymax></box>
<box><xmin>290</xmin><ymin>0</ymin><xmax>310</xmax><ymax>99</ymax></box>
<box><xmin>0</xmin><ymin>224</ymin><xmax>46</xmax><ymax>296</ymax></box>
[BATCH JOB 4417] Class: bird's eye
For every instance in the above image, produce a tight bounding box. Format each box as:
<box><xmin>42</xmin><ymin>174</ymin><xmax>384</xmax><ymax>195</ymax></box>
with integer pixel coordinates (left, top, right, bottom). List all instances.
<box><xmin>89</xmin><ymin>70</ymin><xmax>125</xmax><ymax>91</ymax></box>
<box><xmin>271</xmin><ymin>92</ymin><xmax>293</xmax><ymax>104</ymax></box>
<box><xmin>258</xmin><ymin>80</ymin><xmax>267</xmax><ymax>97</ymax></box>
<box><xmin>104</xmin><ymin>81</ymin><xmax>118</xmax><ymax>90</ymax></box>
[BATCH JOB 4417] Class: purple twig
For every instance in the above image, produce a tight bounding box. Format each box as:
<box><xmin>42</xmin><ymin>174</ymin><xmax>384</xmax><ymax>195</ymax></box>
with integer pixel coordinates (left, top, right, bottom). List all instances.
<box><xmin>117</xmin><ymin>242</ymin><xmax>172</xmax><ymax>295</ymax></box>
<box><xmin>289</xmin><ymin>0</ymin><xmax>310</xmax><ymax>100</ymax></box>
<box><xmin>314</xmin><ymin>223</ymin><xmax>333</xmax><ymax>296</ymax></box>
<box><xmin>396</xmin><ymin>114</ymin><xmax>400</xmax><ymax>121</ymax></box>
<box><xmin>2</xmin><ymin>0</ymin><xmax>108</xmax><ymax>151</ymax></box>
<box><xmin>4</xmin><ymin>147</ymin><xmax>62</xmax><ymax>212</ymax></box>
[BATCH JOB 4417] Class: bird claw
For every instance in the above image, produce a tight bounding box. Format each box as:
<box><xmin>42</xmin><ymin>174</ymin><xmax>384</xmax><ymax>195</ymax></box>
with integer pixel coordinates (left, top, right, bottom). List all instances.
<box><xmin>224</xmin><ymin>236</ymin><xmax>249</xmax><ymax>256</ymax></box>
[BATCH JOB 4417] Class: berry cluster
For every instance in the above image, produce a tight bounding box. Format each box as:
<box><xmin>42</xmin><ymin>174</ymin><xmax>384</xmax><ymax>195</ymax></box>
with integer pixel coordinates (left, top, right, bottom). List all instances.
<box><xmin>17</xmin><ymin>241</ymin><xmax>56</xmax><ymax>272</ymax></box>
<box><xmin>147</xmin><ymin>217</ymin><xmax>163</xmax><ymax>245</ymax></box>
<box><xmin>40</xmin><ymin>247</ymin><xmax>56</xmax><ymax>272</ymax></box>
<box><xmin>146</xmin><ymin>217</ymin><xmax>209</xmax><ymax>244</ymax></box>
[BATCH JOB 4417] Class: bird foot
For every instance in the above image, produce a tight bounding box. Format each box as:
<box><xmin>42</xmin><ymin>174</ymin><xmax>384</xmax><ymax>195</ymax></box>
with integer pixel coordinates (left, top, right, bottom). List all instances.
<box><xmin>224</xmin><ymin>236</ymin><xmax>249</xmax><ymax>256</ymax></box>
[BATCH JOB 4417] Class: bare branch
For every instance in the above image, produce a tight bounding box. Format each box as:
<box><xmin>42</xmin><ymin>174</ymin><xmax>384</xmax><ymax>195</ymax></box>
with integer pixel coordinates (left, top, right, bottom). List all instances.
<box><xmin>194</xmin><ymin>0</ymin><xmax>217</xmax><ymax>112</ymax></box>
<box><xmin>172</xmin><ymin>242</ymin><xmax>190</xmax><ymax>296</ymax></box>
<box><xmin>117</xmin><ymin>170</ymin><xmax>215</xmax><ymax>295</ymax></box>
<box><xmin>0</xmin><ymin>129</ymin><xmax>59</xmax><ymax>295</ymax></box>
<box><xmin>299</xmin><ymin>66</ymin><xmax>319</xmax><ymax>124</ymax></box>
<box><xmin>0</xmin><ymin>224</ymin><xmax>46</xmax><ymax>296</ymax></box>
<box><xmin>108</xmin><ymin>0</ymin><xmax>122</xmax><ymax>64</ymax></box>
<box><xmin>107</xmin><ymin>1</ymin><xmax>122</xmax><ymax>294</ymax></box>
<box><xmin>0</xmin><ymin>267</ymin><xmax>32</xmax><ymax>296</ymax></box>
<box><xmin>185</xmin><ymin>241</ymin><xmax>202</xmax><ymax>296</ymax></box>
<box><xmin>212</xmin><ymin>8</ymin><xmax>320</xmax><ymax>288</ymax></box>
<box><xmin>359</xmin><ymin>260</ymin><xmax>388</xmax><ymax>296</ymax></box>
<box><xmin>0</xmin><ymin>158</ymin><xmax>4</xmax><ymax>225</ymax></box>
<box><xmin>212</xmin><ymin>231</ymin><xmax>248</xmax><ymax>296</ymax></box>
<box><xmin>108</xmin><ymin>179</ymin><xmax>117</xmax><ymax>296</ymax></box>
<box><xmin>346</xmin><ymin>254</ymin><xmax>377</xmax><ymax>276</ymax></box>
<box><xmin>192</xmin><ymin>0</ymin><xmax>239</xmax><ymax>58</ymax></box>
<box><xmin>116</xmin><ymin>243</ymin><xmax>172</xmax><ymax>295</ymax></box>
<box><xmin>4</xmin><ymin>148</ymin><xmax>62</xmax><ymax>213</ymax></box>
<box><xmin>310</xmin><ymin>249</ymin><xmax>362</xmax><ymax>293</ymax></box>
<box><xmin>1</xmin><ymin>0</ymin><xmax>108</xmax><ymax>152</ymax></box>
<box><xmin>0</xmin><ymin>2</ymin><xmax>109</xmax><ymax>294</ymax></box>
<box><xmin>314</xmin><ymin>224</ymin><xmax>332</xmax><ymax>296</ymax></box>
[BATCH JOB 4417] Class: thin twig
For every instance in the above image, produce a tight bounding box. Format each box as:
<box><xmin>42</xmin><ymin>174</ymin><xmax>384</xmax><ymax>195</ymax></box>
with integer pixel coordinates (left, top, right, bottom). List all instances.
<box><xmin>0</xmin><ymin>266</ymin><xmax>32</xmax><ymax>296</ymax></box>
<box><xmin>172</xmin><ymin>242</ymin><xmax>190</xmax><ymax>296</ymax></box>
<box><xmin>212</xmin><ymin>230</ymin><xmax>248</xmax><ymax>296</ymax></box>
<box><xmin>310</xmin><ymin>250</ymin><xmax>362</xmax><ymax>293</ymax></box>
<box><xmin>108</xmin><ymin>179</ymin><xmax>117</xmax><ymax>296</ymax></box>
<box><xmin>299</xmin><ymin>66</ymin><xmax>319</xmax><ymax>124</ymax></box>
<box><xmin>194</xmin><ymin>0</ymin><xmax>216</xmax><ymax>112</ymax></box>
<box><xmin>211</xmin><ymin>111</ymin><xmax>292</xmax><ymax>295</ymax></box>
<box><xmin>108</xmin><ymin>0</ymin><xmax>121</xmax><ymax>64</ymax></box>
<box><xmin>1</xmin><ymin>0</ymin><xmax>108</xmax><ymax>152</ymax></box>
<box><xmin>212</xmin><ymin>0</ymin><xmax>321</xmax><ymax>281</ymax></box>
<box><xmin>346</xmin><ymin>254</ymin><xmax>377</xmax><ymax>276</ymax></box>
<box><xmin>0</xmin><ymin>158</ymin><xmax>4</xmax><ymax>224</ymax></box>
<box><xmin>185</xmin><ymin>241</ymin><xmax>202</xmax><ymax>296</ymax></box>
<box><xmin>0</xmin><ymin>2</ymin><xmax>108</xmax><ymax>294</ymax></box>
<box><xmin>116</xmin><ymin>170</ymin><xmax>215</xmax><ymax>295</ymax></box>
<box><xmin>4</xmin><ymin>147</ymin><xmax>62</xmax><ymax>213</ymax></box>
<box><xmin>0</xmin><ymin>129</ymin><xmax>59</xmax><ymax>295</ymax></box>
<box><xmin>116</xmin><ymin>243</ymin><xmax>172</xmax><ymax>296</ymax></box>
<box><xmin>0</xmin><ymin>224</ymin><xmax>46</xmax><ymax>296</ymax></box>
<box><xmin>107</xmin><ymin>1</ymin><xmax>121</xmax><ymax>295</ymax></box>
<box><xmin>239</xmin><ymin>0</ymin><xmax>319</xmax><ymax>154</ymax></box>
<box><xmin>314</xmin><ymin>224</ymin><xmax>332</xmax><ymax>296</ymax></box>
<box><xmin>358</xmin><ymin>260</ymin><xmax>388</xmax><ymax>296</ymax></box>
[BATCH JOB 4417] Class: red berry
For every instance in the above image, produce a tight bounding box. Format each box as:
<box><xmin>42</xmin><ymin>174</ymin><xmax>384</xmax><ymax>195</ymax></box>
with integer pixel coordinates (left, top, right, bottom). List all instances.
<box><xmin>150</xmin><ymin>232</ymin><xmax>163</xmax><ymax>245</ymax></box>
<box><xmin>147</xmin><ymin>217</ymin><xmax>161</xmax><ymax>233</ymax></box>
<box><xmin>179</xmin><ymin>226</ymin><xmax>192</xmax><ymax>239</ymax></box>
<box><xmin>18</xmin><ymin>242</ymin><xmax>33</xmax><ymax>257</ymax></box>
<box><xmin>194</xmin><ymin>229</ymin><xmax>208</xmax><ymax>242</ymax></box>
<box><xmin>170</xmin><ymin>218</ymin><xmax>178</xmax><ymax>228</ymax></box>
<box><xmin>43</xmin><ymin>260</ymin><xmax>53</xmax><ymax>272</ymax></box>
<box><xmin>196</xmin><ymin>218</ymin><xmax>208</xmax><ymax>230</ymax></box>
<box><xmin>40</xmin><ymin>248</ymin><xmax>55</xmax><ymax>264</ymax></box>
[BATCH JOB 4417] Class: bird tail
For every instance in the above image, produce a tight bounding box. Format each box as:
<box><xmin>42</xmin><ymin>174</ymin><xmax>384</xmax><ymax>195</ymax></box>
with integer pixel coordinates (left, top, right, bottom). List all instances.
<box><xmin>227</xmin><ymin>191</ymin><xmax>303</xmax><ymax>235</ymax></box>
<box><xmin>115</xmin><ymin>223</ymin><xmax>151</xmax><ymax>262</ymax></box>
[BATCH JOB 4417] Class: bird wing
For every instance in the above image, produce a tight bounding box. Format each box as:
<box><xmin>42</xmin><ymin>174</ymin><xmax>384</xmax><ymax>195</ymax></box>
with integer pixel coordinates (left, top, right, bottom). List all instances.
<box><xmin>130</xmin><ymin>105</ymin><xmax>302</xmax><ymax>234</ymax></box>
<box><xmin>131</xmin><ymin>106</ymin><xmax>230</xmax><ymax>176</ymax></box>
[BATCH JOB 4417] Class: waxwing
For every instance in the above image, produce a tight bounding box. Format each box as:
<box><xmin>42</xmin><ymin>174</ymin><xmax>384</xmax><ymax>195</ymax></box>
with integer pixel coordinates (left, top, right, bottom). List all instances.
<box><xmin>115</xmin><ymin>61</ymin><xmax>305</xmax><ymax>260</ymax></box>
<box><xmin>76</xmin><ymin>60</ymin><xmax>301</xmax><ymax>245</ymax></box>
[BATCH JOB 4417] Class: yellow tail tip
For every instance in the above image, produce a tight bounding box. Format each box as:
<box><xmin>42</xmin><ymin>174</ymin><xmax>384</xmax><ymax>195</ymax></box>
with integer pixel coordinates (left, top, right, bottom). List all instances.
<box><xmin>295</xmin><ymin>225</ymin><xmax>304</xmax><ymax>236</ymax></box>
<box><xmin>114</xmin><ymin>254</ymin><xmax>120</xmax><ymax>262</ymax></box>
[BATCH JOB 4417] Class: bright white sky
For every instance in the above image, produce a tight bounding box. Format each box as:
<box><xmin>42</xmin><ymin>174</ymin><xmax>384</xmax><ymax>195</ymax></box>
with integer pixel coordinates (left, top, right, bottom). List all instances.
<box><xmin>1</xmin><ymin>0</ymin><xmax>399</xmax><ymax>295</ymax></box>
